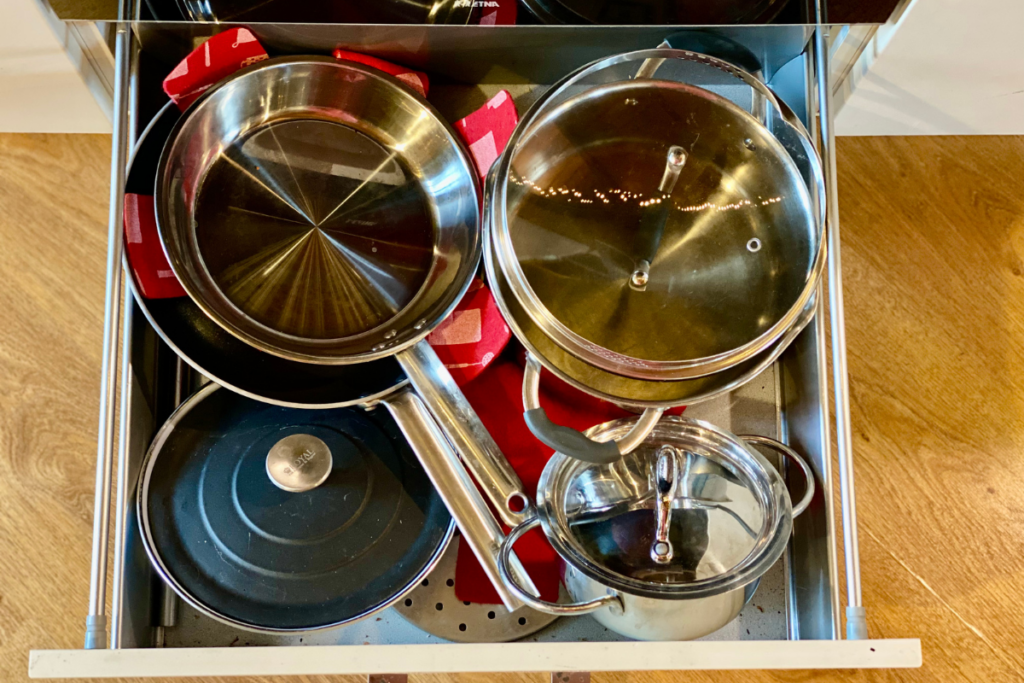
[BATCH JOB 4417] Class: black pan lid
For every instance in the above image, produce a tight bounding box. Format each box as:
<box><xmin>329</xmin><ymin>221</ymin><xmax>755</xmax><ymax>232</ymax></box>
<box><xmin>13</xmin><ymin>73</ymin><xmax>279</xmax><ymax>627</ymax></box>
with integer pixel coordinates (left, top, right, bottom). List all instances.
<box><xmin>139</xmin><ymin>384</ymin><xmax>452</xmax><ymax>631</ymax></box>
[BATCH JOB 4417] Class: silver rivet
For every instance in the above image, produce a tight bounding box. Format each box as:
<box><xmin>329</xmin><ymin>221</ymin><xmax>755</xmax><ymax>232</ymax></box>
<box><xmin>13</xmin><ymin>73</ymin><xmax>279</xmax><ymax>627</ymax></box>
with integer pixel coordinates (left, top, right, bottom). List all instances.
<box><xmin>744</xmin><ymin>138</ymin><xmax>756</xmax><ymax>150</ymax></box>
<box><xmin>384</xmin><ymin>329</ymin><xmax>397</xmax><ymax>339</ymax></box>
<box><xmin>266</xmin><ymin>434</ymin><xmax>332</xmax><ymax>493</ymax></box>
<box><xmin>747</xmin><ymin>238</ymin><xmax>762</xmax><ymax>253</ymax></box>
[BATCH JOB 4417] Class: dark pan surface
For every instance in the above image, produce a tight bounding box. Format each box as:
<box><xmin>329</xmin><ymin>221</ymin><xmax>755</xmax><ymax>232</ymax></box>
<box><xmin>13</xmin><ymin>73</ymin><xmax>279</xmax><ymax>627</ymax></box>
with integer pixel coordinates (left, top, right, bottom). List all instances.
<box><xmin>141</xmin><ymin>386</ymin><xmax>453</xmax><ymax>631</ymax></box>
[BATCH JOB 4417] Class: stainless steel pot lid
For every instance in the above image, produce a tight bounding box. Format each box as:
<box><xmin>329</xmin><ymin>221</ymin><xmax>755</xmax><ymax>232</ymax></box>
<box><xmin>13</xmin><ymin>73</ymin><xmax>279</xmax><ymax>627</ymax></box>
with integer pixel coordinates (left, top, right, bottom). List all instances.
<box><xmin>535</xmin><ymin>416</ymin><xmax>795</xmax><ymax>600</ymax></box>
<box><xmin>138</xmin><ymin>384</ymin><xmax>453</xmax><ymax>632</ymax></box>
<box><xmin>492</xmin><ymin>50</ymin><xmax>821</xmax><ymax>381</ymax></box>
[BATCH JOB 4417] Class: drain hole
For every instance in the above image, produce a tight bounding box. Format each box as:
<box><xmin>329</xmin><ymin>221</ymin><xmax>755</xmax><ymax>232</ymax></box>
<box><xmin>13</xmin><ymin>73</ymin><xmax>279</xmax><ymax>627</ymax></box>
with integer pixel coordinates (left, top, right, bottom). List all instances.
<box><xmin>463</xmin><ymin>601</ymin><xmax>471</xmax><ymax>606</ymax></box>
<box><xmin>518</xmin><ymin>617</ymin><xmax>527</xmax><ymax>625</ymax></box>
<box><xmin>747</xmin><ymin>238</ymin><xmax>762</xmax><ymax>253</ymax></box>
<box><xmin>446</xmin><ymin>578</ymin><xmax>454</xmax><ymax>587</ymax></box>
<box><xmin>435</xmin><ymin>602</ymin><xmax>444</xmax><ymax>611</ymax></box>
<box><xmin>422</xmin><ymin>579</ymin><xmax>429</xmax><ymax>587</ymax></box>
<box><xmin>487</xmin><ymin>611</ymin><xmax>496</xmax><ymax>619</ymax></box>
<box><xmin>459</xmin><ymin>623</ymin><xmax>467</xmax><ymax>632</ymax></box>
<box><xmin>404</xmin><ymin>598</ymin><xmax>412</xmax><ymax>607</ymax></box>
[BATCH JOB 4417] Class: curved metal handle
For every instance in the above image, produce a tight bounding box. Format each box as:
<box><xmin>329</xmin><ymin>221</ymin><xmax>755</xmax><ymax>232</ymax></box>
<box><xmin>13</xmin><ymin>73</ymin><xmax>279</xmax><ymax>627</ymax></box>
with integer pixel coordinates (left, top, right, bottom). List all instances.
<box><xmin>497</xmin><ymin>517</ymin><xmax>624</xmax><ymax>616</ymax></box>
<box><xmin>521</xmin><ymin>355</ymin><xmax>664</xmax><ymax>463</ymax></box>
<box><xmin>381</xmin><ymin>386</ymin><xmax>536</xmax><ymax>612</ymax></box>
<box><xmin>739</xmin><ymin>435</ymin><xmax>816</xmax><ymax>518</ymax></box>
<box><xmin>398</xmin><ymin>341</ymin><xmax>532</xmax><ymax>525</ymax></box>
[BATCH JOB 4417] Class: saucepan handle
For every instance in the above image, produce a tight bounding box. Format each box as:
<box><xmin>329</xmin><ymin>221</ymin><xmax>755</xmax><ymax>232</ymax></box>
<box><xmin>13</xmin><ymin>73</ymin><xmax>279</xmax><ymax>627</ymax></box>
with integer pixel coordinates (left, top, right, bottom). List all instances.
<box><xmin>381</xmin><ymin>386</ymin><xmax>537</xmax><ymax>612</ymax></box>
<box><xmin>739</xmin><ymin>435</ymin><xmax>816</xmax><ymax>517</ymax></box>
<box><xmin>522</xmin><ymin>355</ymin><xmax>664</xmax><ymax>464</ymax></box>
<box><xmin>398</xmin><ymin>340</ymin><xmax>532</xmax><ymax>526</ymax></box>
<box><xmin>497</xmin><ymin>517</ymin><xmax>624</xmax><ymax>616</ymax></box>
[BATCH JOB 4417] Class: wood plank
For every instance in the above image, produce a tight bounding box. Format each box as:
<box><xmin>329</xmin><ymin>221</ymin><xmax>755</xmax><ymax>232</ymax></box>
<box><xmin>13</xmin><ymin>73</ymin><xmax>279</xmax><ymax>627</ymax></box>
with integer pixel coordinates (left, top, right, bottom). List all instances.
<box><xmin>0</xmin><ymin>133</ymin><xmax>1021</xmax><ymax>682</ymax></box>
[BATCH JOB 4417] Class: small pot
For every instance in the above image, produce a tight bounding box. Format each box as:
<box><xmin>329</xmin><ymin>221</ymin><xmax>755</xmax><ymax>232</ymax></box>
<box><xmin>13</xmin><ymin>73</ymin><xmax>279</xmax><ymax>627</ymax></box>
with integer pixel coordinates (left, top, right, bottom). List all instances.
<box><xmin>497</xmin><ymin>416</ymin><xmax>814</xmax><ymax>641</ymax></box>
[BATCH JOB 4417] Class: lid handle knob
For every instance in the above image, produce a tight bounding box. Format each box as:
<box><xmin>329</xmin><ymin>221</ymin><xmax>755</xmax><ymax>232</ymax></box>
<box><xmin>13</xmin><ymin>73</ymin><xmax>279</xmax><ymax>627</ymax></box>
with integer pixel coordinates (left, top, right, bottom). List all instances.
<box><xmin>630</xmin><ymin>146</ymin><xmax>687</xmax><ymax>292</ymax></box>
<box><xmin>651</xmin><ymin>445</ymin><xmax>680</xmax><ymax>564</ymax></box>
<box><xmin>266</xmin><ymin>434</ymin><xmax>333</xmax><ymax>493</ymax></box>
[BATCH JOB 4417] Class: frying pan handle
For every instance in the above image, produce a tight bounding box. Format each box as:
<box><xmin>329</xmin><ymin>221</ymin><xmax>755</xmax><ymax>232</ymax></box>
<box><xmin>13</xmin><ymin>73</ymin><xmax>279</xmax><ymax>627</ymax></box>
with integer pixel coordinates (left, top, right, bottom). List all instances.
<box><xmin>522</xmin><ymin>355</ymin><xmax>664</xmax><ymax>464</ymax></box>
<box><xmin>497</xmin><ymin>517</ymin><xmax>624</xmax><ymax>616</ymax></box>
<box><xmin>739</xmin><ymin>435</ymin><xmax>816</xmax><ymax>518</ymax></box>
<box><xmin>381</xmin><ymin>386</ymin><xmax>537</xmax><ymax>612</ymax></box>
<box><xmin>397</xmin><ymin>341</ymin><xmax>533</xmax><ymax>526</ymax></box>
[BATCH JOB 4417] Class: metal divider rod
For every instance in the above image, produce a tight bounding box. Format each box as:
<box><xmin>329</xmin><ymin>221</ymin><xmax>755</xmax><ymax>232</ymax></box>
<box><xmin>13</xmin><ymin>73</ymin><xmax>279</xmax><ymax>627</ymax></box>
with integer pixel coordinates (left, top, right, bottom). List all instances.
<box><xmin>108</xmin><ymin>303</ymin><xmax>134</xmax><ymax>647</ymax></box>
<box><xmin>812</xmin><ymin>20</ymin><xmax>867</xmax><ymax>640</ymax></box>
<box><xmin>85</xmin><ymin>0</ymin><xmax>134</xmax><ymax>650</ymax></box>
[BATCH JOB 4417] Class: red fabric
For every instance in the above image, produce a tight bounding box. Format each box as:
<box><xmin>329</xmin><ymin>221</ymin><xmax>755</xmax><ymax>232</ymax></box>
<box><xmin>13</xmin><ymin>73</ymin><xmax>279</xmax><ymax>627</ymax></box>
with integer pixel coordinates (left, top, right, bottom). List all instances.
<box><xmin>331</xmin><ymin>50</ymin><xmax>430</xmax><ymax>98</ymax></box>
<box><xmin>453</xmin><ymin>355</ymin><xmax>644</xmax><ymax>604</ymax></box>
<box><xmin>123</xmin><ymin>194</ymin><xmax>186</xmax><ymax>299</ymax></box>
<box><xmin>478</xmin><ymin>0</ymin><xmax>518</xmax><ymax>25</ymax></box>
<box><xmin>162</xmin><ymin>28</ymin><xmax>268</xmax><ymax>111</ymax></box>
<box><xmin>428</xmin><ymin>279</ymin><xmax>510</xmax><ymax>385</ymax></box>
<box><xmin>454</xmin><ymin>90</ymin><xmax>519</xmax><ymax>179</ymax></box>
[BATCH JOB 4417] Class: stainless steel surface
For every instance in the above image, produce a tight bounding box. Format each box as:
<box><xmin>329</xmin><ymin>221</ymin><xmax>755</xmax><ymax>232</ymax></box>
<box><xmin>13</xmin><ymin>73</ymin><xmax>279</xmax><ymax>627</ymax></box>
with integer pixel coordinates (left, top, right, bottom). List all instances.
<box><xmin>157</xmin><ymin>57</ymin><xmax>480</xmax><ymax>366</ymax></box>
<box><xmin>814</xmin><ymin>22</ymin><xmax>866</xmax><ymax>640</ymax></box>
<box><xmin>86</xmin><ymin>0</ymin><xmax>133</xmax><ymax>651</ymax></box>
<box><xmin>265</xmin><ymin>434</ymin><xmax>334</xmax><ymax>493</ymax></box>
<box><xmin>381</xmin><ymin>388</ymin><xmax>536</xmax><ymax>613</ymax></box>
<box><xmin>650</xmin><ymin>446</ymin><xmax>679</xmax><ymax>564</ymax></box>
<box><xmin>397</xmin><ymin>342</ymin><xmax>532</xmax><ymax>526</ymax></box>
<box><xmin>740</xmin><ymin>435</ymin><xmax>816</xmax><ymax>517</ymax></box>
<box><xmin>491</xmin><ymin>49</ymin><xmax>824</xmax><ymax>382</ymax></box>
<box><xmin>393</xmin><ymin>535</ymin><xmax>559</xmax><ymax>642</ymax></box>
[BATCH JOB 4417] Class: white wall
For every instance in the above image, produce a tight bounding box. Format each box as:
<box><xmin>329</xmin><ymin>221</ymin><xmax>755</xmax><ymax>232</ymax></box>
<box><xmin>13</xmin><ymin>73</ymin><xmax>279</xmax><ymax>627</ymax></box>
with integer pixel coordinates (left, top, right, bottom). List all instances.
<box><xmin>0</xmin><ymin>0</ymin><xmax>110</xmax><ymax>133</ymax></box>
<box><xmin>836</xmin><ymin>0</ymin><xmax>1024</xmax><ymax>135</ymax></box>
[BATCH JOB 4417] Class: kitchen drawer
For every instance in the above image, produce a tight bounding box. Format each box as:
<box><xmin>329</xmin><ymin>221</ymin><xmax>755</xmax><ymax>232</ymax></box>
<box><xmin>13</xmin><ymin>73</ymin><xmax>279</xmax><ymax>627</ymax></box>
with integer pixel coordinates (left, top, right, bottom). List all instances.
<box><xmin>29</xmin><ymin>21</ymin><xmax>920</xmax><ymax>678</ymax></box>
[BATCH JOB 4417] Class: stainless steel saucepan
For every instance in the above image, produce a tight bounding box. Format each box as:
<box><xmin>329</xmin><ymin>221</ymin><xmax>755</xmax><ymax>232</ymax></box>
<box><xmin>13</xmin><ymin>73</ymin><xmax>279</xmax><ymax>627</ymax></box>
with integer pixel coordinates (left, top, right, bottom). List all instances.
<box><xmin>154</xmin><ymin>56</ymin><xmax>532</xmax><ymax>607</ymax></box>
<box><xmin>497</xmin><ymin>415</ymin><xmax>815</xmax><ymax>641</ymax></box>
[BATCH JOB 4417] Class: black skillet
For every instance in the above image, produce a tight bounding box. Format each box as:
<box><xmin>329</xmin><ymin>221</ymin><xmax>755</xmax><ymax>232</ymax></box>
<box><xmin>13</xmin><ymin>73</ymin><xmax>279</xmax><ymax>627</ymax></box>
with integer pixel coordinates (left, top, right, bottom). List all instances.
<box><xmin>124</xmin><ymin>102</ymin><xmax>406</xmax><ymax>407</ymax></box>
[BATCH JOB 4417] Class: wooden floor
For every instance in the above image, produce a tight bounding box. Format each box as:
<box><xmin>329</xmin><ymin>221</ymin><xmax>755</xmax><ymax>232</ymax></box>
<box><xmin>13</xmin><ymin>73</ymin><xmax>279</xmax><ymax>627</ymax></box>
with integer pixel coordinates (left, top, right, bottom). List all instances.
<box><xmin>0</xmin><ymin>133</ymin><xmax>1022</xmax><ymax>683</ymax></box>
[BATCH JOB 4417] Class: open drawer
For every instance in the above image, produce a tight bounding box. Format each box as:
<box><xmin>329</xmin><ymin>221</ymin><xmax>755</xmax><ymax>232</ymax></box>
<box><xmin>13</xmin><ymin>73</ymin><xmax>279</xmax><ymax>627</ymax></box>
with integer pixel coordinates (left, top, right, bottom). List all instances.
<box><xmin>29</xmin><ymin>21</ymin><xmax>920</xmax><ymax>679</ymax></box>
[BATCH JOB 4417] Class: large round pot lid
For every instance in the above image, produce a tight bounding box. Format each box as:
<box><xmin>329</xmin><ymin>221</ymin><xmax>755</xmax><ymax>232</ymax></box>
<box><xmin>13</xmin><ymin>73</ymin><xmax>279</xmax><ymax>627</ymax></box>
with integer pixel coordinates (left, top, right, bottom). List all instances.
<box><xmin>138</xmin><ymin>384</ymin><xmax>453</xmax><ymax>632</ymax></box>
<box><xmin>492</xmin><ymin>50</ymin><xmax>821</xmax><ymax>381</ymax></box>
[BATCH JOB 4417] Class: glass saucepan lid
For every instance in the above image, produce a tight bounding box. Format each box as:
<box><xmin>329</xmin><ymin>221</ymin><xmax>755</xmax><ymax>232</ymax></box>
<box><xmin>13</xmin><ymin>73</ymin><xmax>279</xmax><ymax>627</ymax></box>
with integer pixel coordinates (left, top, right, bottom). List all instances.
<box><xmin>535</xmin><ymin>415</ymin><xmax>814</xmax><ymax>599</ymax></box>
